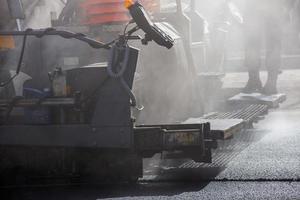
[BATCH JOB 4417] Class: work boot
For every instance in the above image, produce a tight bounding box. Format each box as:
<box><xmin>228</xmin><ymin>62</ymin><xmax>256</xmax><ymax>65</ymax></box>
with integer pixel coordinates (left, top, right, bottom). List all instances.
<box><xmin>262</xmin><ymin>71</ymin><xmax>278</xmax><ymax>95</ymax></box>
<box><xmin>242</xmin><ymin>70</ymin><xmax>262</xmax><ymax>93</ymax></box>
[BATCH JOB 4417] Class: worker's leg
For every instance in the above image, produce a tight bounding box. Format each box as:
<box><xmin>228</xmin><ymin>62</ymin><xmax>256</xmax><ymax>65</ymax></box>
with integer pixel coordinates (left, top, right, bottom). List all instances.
<box><xmin>243</xmin><ymin>14</ymin><xmax>263</xmax><ymax>93</ymax></box>
<box><xmin>262</xmin><ymin>16</ymin><xmax>283</xmax><ymax>95</ymax></box>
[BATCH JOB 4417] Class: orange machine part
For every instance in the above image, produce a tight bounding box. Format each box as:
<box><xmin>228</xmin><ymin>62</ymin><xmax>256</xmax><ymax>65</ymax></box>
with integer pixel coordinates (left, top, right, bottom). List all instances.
<box><xmin>0</xmin><ymin>36</ymin><xmax>15</xmax><ymax>50</ymax></box>
<box><xmin>80</xmin><ymin>0</ymin><xmax>159</xmax><ymax>25</ymax></box>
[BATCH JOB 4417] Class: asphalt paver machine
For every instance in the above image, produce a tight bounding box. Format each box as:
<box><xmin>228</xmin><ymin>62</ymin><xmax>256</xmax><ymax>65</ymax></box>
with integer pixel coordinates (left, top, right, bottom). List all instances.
<box><xmin>0</xmin><ymin>1</ymin><xmax>216</xmax><ymax>184</ymax></box>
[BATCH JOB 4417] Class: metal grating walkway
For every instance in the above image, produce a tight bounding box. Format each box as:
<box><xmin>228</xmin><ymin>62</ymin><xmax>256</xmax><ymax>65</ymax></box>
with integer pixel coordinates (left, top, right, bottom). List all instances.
<box><xmin>203</xmin><ymin>104</ymin><xmax>269</xmax><ymax>128</ymax></box>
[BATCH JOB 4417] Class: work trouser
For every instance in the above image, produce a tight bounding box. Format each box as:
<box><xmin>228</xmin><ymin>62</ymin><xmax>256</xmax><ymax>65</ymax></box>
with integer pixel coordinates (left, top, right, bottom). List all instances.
<box><xmin>244</xmin><ymin>10</ymin><xmax>283</xmax><ymax>74</ymax></box>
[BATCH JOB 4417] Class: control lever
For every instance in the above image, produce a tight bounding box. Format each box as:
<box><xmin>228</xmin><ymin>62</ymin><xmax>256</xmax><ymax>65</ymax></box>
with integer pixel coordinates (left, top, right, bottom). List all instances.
<box><xmin>127</xmin><ymin>2</ymin><xmax>174</xmax><ymax>49</ymax></box>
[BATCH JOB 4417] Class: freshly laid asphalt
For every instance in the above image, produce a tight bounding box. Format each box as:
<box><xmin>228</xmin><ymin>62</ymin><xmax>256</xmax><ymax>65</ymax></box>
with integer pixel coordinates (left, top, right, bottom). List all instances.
<box><xmin>98</xmin><ymin>70</ymin><xmax>300</xmax><ymax>199</ymax></box>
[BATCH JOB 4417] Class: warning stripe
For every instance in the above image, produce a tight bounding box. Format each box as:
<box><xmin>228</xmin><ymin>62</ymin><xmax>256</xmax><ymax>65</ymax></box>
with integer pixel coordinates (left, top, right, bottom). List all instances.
<box><xmin>80</xmin><ymin>0</ymin><xmax>159</xmax><ymax>25</ymax></box>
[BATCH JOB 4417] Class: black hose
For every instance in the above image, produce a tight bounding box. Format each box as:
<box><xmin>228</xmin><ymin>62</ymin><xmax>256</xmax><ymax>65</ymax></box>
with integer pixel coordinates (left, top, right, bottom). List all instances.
<box><xmin>0</xmin><ymin>28</ymin><xmax>111</xmax><ymax>49</ymax></box>
<box><xmin>107</xmin><ymin>45</ymin><xmax>130</xmax><ymax>78</ymax></box>
<box><xmin>120</xmin><ymin>77</ymin><xmax>137</xmax><ymax>107</ymax></box>
<box><xmin>16</xmin><ymin>30</ymin><xmax>29</xmax><ymax>74</ymax></box>
<box><xmin>107</xmin><ymin>44</ymin><xmax>138</xmax><ymax>107</ymax></box>
<box><xmin>0</xmin><ymin>28</ymin><xmax>112</xmax><ymax>87</ymax></box>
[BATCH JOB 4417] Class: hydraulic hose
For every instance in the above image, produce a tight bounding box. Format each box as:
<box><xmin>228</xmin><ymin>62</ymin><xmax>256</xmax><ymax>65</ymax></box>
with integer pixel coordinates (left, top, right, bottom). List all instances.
<box><xmin>0</xmin><ymin>28</ymin><xmax>112</xmax><ymax>87</ymax></box>
<box><xmin>107</xmin><ymin>44</ymin><xmax>137</xmax><ymax>107</ymax></box>
<box><xmin>107</xmin><ymin>45</ymin><xmax>130</xmax><ymax>78</ymax></box>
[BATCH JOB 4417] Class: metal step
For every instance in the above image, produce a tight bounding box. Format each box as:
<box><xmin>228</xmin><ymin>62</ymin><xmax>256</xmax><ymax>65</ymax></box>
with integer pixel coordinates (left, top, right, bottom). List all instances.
<box><xmin>228</xmin><ymin>93</ymin><xmax>286</xmax><ymax>108</ymax></box>
<box><xmin>183</xmin><ymin>104</ymin><xmax>269</xmax><ymax>140</ymax></box>
<box><xmin>203</xmin><ymin>104</ymin><xmax>269</xmax><ymax>129</ymax></box>
<box><xmin>184</xmin><ymin>118</ymin><xmax>244</xmax><ymax>140</ymax></box>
